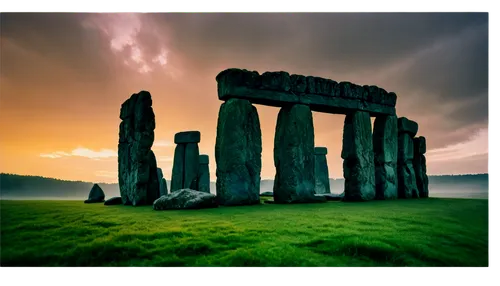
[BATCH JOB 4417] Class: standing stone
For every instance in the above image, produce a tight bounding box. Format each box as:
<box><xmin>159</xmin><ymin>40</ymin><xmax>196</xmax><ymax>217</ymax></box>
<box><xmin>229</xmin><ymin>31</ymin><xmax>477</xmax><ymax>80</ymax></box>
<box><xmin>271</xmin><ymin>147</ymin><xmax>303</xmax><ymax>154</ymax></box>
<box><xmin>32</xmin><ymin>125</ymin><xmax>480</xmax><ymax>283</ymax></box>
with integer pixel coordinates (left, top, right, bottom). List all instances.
<box><xmin>198</xmin><ymin>155</ymin><xmax>210</xmax><ymax>193</ymax></box>
<box><xmin>146</xmin><ymin>150</ymin><xmax>160</xmax><ymax>204</ymax></box>
<box><xmin>183</xmin><ymin>143</ymin><xmax>200</xmax><ymax>190</ymax></box>
<box><xmin>314</xmin><ymin>147</ymin><xmax>331</xmax><ymax>194</ymax></box>
<box><xmin>397</xmin><ymin>117</ymin><xmax>419</xmax><ymax>199</ymax></box>
<box><xmin>372</xmin><ymin>115</ymin><xmax>398</xmax><ymax>200</ymax></box>
<box><xmin>341</xmin><ymin>111</ymin><xmax>376</xmax><ymax>201</ymax></box>
<box><xmin>413</xmin><ymin>136</ymin><xmax>429</xmax><ymax>198</ymax></box>
<box><xmin>171</xmin><ymin>131</ymin><xmax>201</xmax><ymax>192</ymax></box>
<box><xmin>215</xmin><ymin>98</ymin><xmax>262</xmax><ymax>206</ymax></box>
<box><xmin>157</xmin><ymin>168</ymin><xmax>168</xmax><ymax>196</ymax></box>
<box><xmin>85</xmin><ymin>184</ymin><xmax>105</xmax><ymax>203</ymax></box>
<box><xmin>170</xmin><ymin>143</ymin><xmax>185</xmax><ymax>192</ymax></box>
<box><xmin>118</xmin><ymin>91</ymin><xmax>159</xmax><ymax>206</ymax></box>
<box><xmin>273</xmin><ymin>104</ymin><xmax>317</xmax><ymax>203</ymax></box>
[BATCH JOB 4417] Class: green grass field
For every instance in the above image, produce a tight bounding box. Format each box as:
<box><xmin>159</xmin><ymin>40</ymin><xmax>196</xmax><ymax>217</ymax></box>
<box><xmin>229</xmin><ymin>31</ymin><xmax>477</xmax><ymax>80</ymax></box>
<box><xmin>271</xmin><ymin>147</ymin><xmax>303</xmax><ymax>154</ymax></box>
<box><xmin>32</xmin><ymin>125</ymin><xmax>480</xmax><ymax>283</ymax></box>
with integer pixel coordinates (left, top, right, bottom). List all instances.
<box><xmin>0</xmin><ymin>198</ymin><xmax>488</xmax><ymax>266</ymax></box>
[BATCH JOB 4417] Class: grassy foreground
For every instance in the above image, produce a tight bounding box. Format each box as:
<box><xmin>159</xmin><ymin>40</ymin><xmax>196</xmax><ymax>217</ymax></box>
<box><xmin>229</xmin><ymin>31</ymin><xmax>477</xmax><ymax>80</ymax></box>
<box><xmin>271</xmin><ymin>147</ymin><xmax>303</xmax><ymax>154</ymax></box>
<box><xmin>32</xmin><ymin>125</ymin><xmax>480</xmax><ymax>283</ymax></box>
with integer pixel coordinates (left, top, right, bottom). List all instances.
<box><xmin>0</xmin><ymin>198</ymin><xmax>488</xmax><ymax>266</ymax></box>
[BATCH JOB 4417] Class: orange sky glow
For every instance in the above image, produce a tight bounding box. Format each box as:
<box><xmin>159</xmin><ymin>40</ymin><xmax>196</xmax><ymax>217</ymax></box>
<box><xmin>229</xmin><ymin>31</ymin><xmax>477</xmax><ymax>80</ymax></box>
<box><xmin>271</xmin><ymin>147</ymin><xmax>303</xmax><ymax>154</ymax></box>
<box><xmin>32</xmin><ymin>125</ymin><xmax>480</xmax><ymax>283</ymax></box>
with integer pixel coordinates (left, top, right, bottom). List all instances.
<box><xmin>0</xmin><ymin>13</ymin><xmax>488</xmax><ymax>183</ymax></box>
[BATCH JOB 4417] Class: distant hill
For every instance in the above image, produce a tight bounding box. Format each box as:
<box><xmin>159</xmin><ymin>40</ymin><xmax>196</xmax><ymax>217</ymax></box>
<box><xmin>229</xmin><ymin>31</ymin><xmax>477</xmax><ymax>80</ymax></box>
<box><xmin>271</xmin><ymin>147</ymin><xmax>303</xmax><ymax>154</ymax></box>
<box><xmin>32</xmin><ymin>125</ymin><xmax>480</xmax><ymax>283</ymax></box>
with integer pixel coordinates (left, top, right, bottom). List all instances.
<box><xmin>0</xmin><ymin>173</ymin><xmax>488</xmax><ymax>200</ymax></box>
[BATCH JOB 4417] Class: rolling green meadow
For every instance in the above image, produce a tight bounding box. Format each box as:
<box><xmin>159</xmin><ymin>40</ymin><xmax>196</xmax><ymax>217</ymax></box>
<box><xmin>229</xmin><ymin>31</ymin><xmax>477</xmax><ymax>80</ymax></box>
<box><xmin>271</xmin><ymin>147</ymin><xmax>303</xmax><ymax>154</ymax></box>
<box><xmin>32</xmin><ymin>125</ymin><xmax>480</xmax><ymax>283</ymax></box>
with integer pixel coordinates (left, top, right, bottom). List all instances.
<box><xmin>0</xmin><ymin>198</ymin><xmax>488</xmax><ymax>267</ymax></box>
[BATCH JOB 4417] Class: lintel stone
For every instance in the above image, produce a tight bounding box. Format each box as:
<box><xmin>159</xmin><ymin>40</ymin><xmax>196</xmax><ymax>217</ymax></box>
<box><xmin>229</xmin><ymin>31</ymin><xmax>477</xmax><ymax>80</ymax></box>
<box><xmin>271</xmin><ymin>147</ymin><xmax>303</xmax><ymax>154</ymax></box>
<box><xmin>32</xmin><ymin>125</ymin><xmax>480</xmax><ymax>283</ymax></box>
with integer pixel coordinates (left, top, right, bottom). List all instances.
<box><xmin>398</xmin><ymin>117</ymin><xmax>418</xmax><ymax>136</ymax></box>
<box><xmin>314</xmin><ymin>147</ymin><xmax>328</xmax><ymax>155</ymax></box>
<box><xmin>174</xmin><ymin>131</ymin><xmax>201</xmax><ymax>144</ymax></box>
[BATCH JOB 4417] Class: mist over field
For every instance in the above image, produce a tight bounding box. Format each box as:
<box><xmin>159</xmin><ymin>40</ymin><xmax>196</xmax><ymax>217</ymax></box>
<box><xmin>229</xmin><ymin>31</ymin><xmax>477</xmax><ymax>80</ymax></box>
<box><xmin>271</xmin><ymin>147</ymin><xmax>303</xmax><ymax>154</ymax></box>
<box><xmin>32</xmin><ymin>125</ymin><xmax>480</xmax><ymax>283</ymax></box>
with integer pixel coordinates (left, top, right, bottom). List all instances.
<box><xmin>0</xmin><ymin>173</ymin><xmax>488</xmax><ymax>200</ymax></box>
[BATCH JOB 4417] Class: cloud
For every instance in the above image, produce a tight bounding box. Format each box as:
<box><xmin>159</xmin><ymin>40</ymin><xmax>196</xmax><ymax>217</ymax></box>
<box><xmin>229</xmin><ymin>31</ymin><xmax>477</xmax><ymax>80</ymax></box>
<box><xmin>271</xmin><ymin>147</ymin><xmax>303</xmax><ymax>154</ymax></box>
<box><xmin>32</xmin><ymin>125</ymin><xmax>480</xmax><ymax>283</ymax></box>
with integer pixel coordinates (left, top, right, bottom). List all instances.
<box><xmin>427</xmin><ymin>128</ymin><xmax>488</xmax><ymax>162</ymax></box>
<box><xmin>40</xmin><ymin>148</ymin><xmax>117</xmax><ymax>160</ymax></box>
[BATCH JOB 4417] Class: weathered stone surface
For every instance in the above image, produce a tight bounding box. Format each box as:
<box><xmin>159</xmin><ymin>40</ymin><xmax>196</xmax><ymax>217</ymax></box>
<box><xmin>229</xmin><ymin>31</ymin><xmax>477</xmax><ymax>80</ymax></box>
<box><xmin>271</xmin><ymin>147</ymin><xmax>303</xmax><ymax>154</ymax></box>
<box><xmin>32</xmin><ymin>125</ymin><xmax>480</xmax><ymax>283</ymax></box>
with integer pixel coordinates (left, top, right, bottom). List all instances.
<box><xmin>373</xmin><ymin>115</ymin><xmax>398</xmax><ymax>200</ymax></box>
<box><xmin>341</xmin><ymin>111</ymin><xmax>376</xmax><ymax>201</ymax></box>
<box><xmin>261</xmin><ymin>71</ymin><xmax>291</xmax><ymax>92</ymax></box>
<box><xmin>398</xmin><ymin>132</ymin><xmax>419</xmax><ymax>198</ymax></box>
<box><xmin>118</xmin><ymin>91</ymin><xmax>158</xmax><ymax>206</ymax></box>
<box><xmin>314</xmin><ymin>147</ymin><xmax>328</xmax><ymax>155</ymax></box>
<box><xmin>146</xmin><ymin>150</ymin><xmax>161</xmax><ymax>204</ymax></box>
<box><xmin>413</xmin><ymin>137</ymin><xmax>429</xmax><ymax>198</ymax></box>
<box><xmin>198</xmin><ymin>154</ymin><xmax>210</xmax><ymax>193</ymax></box>
<box><xmin>161</xmin><ymin>179</ymin><xmax>168</xmax><ymax>196</ymax></box>
<box><xmin>398</xmin><ymin>117</ymin><xmax>418</xmax><ymax>137</ymax></box>
<box><xmin>273</xmin><ymin>104</ymin><xmax>317</xmax><ymax>203</ymax></box>
<box><xmin>183</xmin><ymin>143</ymin><xmax>200</xmax><ymax>190</ymax></box>
<box><xmin>157</xmin><ymin>168</ymin><xmax>168</xmax><ymax>196</ymax></box>
<box><xmin>290</xmin><ymin>74</ymin><xmax>307</xmax><ymax>93</ymax></box>
<box><xmin>215</xmin><ymin>99</ymin><xmax>262</xmax><ymax>206</ymax></box>
<box><xmin>104</xmin><ymin>197</ymin><xmax>122</xmax><ymax>205</ymax></box>
<box><xmin>415</xmin><ymin>136</ymin><xmax>426</xmax><ymax>154</ymax></box>
<box><xmin>174</xmin><ymin>131</ymin><xmax>201</xmax><ymax>144</ymax></box>
<box><xmin>153</xmin><ymin>189</ymin><xmax>218</xmax><ymax>210</ymax></box>
<box><xmin>170</xmin><ymin>143</ymin><xmax>185</xmax><ymax>192</ymax></box>
<box><xmin>85</xmin><ymin>184</ymin><xmax>105</xmax><ymax>203</ymax></box>
<box><xmin>314</xmin><ymin>147</ymin><xmax>331</xmax><ymax>195</ymax></box>
<box><xmin>216</xmin><ymin>68</ymin><xmax>397</xmax><ymax>116</ymax></box>
<box><xmin>260</xmin><ymin>191</ymin><xmax>273</xmax><ymax>197</ymax></box>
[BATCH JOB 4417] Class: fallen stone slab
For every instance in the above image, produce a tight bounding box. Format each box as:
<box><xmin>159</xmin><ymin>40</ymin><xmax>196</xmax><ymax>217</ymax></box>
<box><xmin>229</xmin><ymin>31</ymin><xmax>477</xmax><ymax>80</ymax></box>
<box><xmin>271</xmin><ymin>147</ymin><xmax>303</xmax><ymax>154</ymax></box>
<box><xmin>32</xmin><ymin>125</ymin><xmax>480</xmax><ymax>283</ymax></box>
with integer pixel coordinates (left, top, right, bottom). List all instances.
<box><xmin>153</xmin><ymin>189</ymin><xmax>218</xmax><ymax>210</ymax></box>
<box><xmin>174</xmin><ymin>131</ymin><xmax>201</xmax><ymax>144</ymax></box>
<box><xmin>216</xmin><ymin>68</ymin><xmax>396</xmax><ymax>116</ymax></box>
<box><xmin>104</xmin><ymin>197</ymin><xmax>123</xmax><ymax>205</ymax></box>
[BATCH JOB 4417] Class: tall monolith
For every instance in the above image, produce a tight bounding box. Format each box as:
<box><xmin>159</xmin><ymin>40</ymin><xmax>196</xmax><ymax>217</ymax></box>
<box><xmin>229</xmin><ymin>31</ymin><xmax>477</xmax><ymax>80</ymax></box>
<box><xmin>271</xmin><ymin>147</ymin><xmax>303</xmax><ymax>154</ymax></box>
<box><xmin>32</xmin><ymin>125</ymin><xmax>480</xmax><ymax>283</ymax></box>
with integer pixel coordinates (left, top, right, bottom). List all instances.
<box><xmin>341</xmin><ymin>111</ymin><xmax>376</xmax><ymax>201</ymax></box>
<box><xmin>118</xmin><ymin>91</ymin><xmax>160</xmax><ymax>206</ymax></box>
<box><xmin>215</xmin><ymin>98</ymin><xmax>262</xmax><ymax>206</ymax></box>
<box><xmin>373</xmin><ymin>115</ymin><xmax>398</xmax><ymax>199</ymax></box>
<box><xmin>171</xmin><ymin>131</ymin><xmax>201</xmax><ymax>192</ymax></box>
<box><xmin>198</xmin><ymin>155</ymin><xmax>210</xmax><ymax>193</ymax></box>
<box><xmin>397</xmin><ymin>117</ymin><xmax>419</xmax><ymax>199</ymax></box>
<box><xmin>273</xmin><ymin>104</ymin><xmax>317</xmax><ymax>203</ymax></box>
<box><xmin>413</xmin><ymin>136</ymin><xmax>429</xmax><ymax>198</ymax></box>
<box><xmin>314</xmin><ymin>147</ymin><xmax>331</xmax><ymax>194</ymax></box>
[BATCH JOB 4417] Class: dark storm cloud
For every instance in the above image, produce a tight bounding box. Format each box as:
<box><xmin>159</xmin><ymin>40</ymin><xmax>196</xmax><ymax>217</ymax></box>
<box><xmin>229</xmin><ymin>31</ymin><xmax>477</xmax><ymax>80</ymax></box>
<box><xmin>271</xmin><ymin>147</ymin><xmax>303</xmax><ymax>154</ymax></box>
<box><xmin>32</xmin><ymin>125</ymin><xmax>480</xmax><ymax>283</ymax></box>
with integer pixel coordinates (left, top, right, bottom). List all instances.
<box><xmin>0</xmin><ymin>13</ymin><xmax>115</xmax><ymax>82</ymax></box>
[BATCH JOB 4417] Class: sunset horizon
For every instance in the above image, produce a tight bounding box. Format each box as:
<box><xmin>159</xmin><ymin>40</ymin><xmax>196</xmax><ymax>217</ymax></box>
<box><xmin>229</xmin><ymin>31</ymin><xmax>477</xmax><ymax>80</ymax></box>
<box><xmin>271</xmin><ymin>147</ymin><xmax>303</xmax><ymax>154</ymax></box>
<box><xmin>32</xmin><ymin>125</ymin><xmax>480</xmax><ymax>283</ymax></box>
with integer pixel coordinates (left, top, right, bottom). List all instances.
<box><xmin>0</xmin><ymin>13</ymin><xmax>488</xmax><ymax>184</ymax></box>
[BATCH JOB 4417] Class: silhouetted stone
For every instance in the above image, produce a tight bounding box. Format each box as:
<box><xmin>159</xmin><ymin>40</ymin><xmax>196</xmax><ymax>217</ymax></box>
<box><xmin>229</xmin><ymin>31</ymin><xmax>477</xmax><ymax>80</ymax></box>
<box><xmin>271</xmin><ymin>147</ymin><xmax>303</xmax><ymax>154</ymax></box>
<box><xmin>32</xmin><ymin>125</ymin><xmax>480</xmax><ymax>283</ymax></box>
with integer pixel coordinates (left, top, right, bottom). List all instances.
<box><xmin>157</xmin><ymin>168</ymin><xmax>168</xmax><ymax>196</ymax></box>
<box><xmin>314</xmin><ymin>147</ymin><xmax>331</xmax><ymax>194</ymax></box>
<box><xmin>183</xmin><ymin>143</ymin><xmax>200</xmax><ymax>190</ymax></box>
<box><xmin>398</xmin><ymin>117</ymin><xmax>418</xmax><ymax>137</ymax></box>
<box><xmin>260</xmin><ymin>191</ymin><xmax>274</xmax><ymax>197</ymax></box>
<box><xmin>118</xmin><ymin>91</ymin><xmax>158</xmax><ymax>206</ymax></box>
<box><xmin>85</xmin><ymin>184</ymin><xmax>105</xmax><ymax>203</ymax></box>
<box><xmin>104</xmin><ymin>197</ymin><xmax>122</xmax><ymax>205</ymax></box>
<box><xmin>146</xmin><ymin>150</ymin><xmax>161</xmax><ymax>204</ymax></box>
<box><xmin>341</xmin><ymin>111</ymin><xmax>376</xmax><ymax>201</ymax></box>
<box><xmin>273</xmin><ymin>104</ymin><xmax>317</xmax><ymax>203</ymax></box>
<box><xmin>215</xmin><ymin>99</ymin><xmax>262</xmax><ymax>206</ymax></box>
<box><xmin>413</xmin><ymin>136</ymin><xmax>429</xmax><ymax>198</ymax></box>
<box><xmin>153</xmin><ymin>189</ymin><xmax>218</xmax><ymax>210</ymax></box>
<box><xmin>171</xmin><ymin>143</ymin><xmax>185</xmax><ymax>192</ymax></box>
<box><xmin>216</xmin><ymin>68</ymin><xmax>396</xmax><ymax>116</ymax></box>
<box><xmin>373</xmin><ymin>115</ymin><xmax>398</xmax><ymax>200</ymax></box>
<box><xmin>197</xmin><ymin>154</ymin><xmax>210</xmax><ymax>193</ymax></box>
<box><xmin>174</xmin><ymin>131</ymin><xmax>201</xmax><ymax>144</ymax></box>
<box><xmin>397</xmin><ymin>121</ymin><xmax>419</xmax><ymax>199</ymax></box>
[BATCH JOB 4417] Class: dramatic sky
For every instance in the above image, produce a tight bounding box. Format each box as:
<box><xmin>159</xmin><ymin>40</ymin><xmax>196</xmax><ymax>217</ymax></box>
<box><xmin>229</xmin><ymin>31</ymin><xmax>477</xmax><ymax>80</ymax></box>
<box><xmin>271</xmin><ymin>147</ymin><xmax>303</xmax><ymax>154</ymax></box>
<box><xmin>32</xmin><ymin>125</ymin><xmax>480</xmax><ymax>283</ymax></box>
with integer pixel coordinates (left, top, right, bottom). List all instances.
<box><xmin>0</xmin><ymin>13</ymin><xmax>488</xmax><ymax>183</ymax></box>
